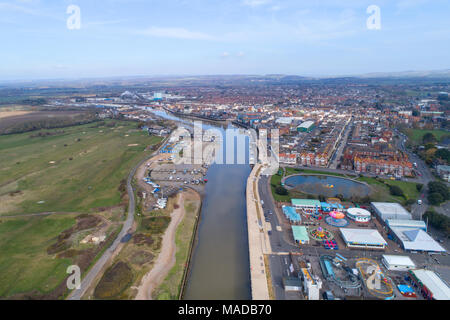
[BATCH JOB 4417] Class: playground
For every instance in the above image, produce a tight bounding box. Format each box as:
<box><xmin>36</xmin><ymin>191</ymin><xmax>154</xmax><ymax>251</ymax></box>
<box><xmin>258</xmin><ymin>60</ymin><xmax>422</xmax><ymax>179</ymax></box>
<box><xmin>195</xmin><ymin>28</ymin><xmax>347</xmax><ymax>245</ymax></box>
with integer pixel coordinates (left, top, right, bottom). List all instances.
<box><xmin>355</xmin><ymin>258</ymin><xmax>395</xmax><ymax>300</ymax></box>
<box><xmin>319</xmin><ymin>254</ymin><xmax>361</xmax><ymax>291</ymax></box>
<box><xmin>324</xmin><ymin>210</ymin><xmax>349</xmax><ymax>228</ymax></box>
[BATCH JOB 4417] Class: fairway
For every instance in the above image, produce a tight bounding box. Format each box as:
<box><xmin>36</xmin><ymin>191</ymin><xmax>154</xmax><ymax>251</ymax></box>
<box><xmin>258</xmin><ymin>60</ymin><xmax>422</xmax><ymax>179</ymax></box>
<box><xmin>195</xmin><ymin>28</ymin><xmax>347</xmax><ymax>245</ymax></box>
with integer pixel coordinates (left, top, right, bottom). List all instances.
<box><xmin>0</xmin><ymin>120</ymin><xmax>163</xmax><ymax>216</ymax></box>
<box><xmin>0</xmin><ymin>215</ymin><xmax>76</xmax><ymax>298</ymax></box>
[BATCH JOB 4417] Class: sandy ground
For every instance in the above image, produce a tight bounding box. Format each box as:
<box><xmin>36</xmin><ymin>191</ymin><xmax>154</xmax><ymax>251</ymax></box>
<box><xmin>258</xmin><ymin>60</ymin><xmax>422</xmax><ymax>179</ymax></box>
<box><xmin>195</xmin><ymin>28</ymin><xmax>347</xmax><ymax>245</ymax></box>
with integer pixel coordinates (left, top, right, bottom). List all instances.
<box><xmin>0</xmin><ymin>111</ymin><xmax>31</xmax><ymax>119</ymax></box>
<box><xmin>134</xmin><ymin>192</ymin><xmax>186</xmax><ymax>300</ymax></box>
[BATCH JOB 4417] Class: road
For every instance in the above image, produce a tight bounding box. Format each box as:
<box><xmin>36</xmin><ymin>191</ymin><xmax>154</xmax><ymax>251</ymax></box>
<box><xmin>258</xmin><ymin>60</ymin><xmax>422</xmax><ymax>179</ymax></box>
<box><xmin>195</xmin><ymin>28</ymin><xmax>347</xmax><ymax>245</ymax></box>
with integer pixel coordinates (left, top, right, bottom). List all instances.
<box><xmin>68</xmin><ymin>138</ymin><xmax>168</xmax><ymax>300</ymax></box>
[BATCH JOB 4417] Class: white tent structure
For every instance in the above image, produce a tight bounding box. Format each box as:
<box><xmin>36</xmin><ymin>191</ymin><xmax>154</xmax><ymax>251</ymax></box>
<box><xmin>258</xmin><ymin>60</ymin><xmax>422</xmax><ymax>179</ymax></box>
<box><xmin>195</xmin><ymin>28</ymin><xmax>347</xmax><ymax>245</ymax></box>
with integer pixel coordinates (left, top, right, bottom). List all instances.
<box><xmin>391</xmin><ymin>228</ymin><xmax>446</xmax><ymax>253</ymax></box>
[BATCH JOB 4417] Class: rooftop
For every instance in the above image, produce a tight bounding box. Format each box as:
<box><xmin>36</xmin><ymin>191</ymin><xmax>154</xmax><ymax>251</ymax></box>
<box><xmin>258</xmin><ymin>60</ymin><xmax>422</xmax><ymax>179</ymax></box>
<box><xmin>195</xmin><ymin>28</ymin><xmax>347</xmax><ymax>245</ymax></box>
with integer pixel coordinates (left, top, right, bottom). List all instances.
<box><xmin>340</xmin><ymin>228</ymin><xmax>387</xmax><ymax>245</ymax></box>
<box><xmin>410</xmin><ymin>269</ymin><xmax>450</xmax><ymax>300</ymax></box>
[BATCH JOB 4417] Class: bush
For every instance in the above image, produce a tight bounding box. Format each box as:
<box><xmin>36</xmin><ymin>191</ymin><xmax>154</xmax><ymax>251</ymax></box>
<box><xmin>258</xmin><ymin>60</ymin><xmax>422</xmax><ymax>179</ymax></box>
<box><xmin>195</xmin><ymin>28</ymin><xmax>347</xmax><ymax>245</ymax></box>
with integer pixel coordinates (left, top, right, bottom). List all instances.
<box><xmin>428</xmin><ymin>192</ymin><xmax>445</xmax><ymax>205</ymax></box>
<box><xmin>428</xmin><ymin>181</ymin><xmax>450</xmax><ymax>200</ymax></box>
<box><xmin>275</xmin><ymin>186</ymin><xmax>288</xmax><ymax>195</ymax></box>
<box><xmin>416</xmin><ymin>183</ymin><xmax>423</xmax><ymax>192</ymax></box>
<box><xmin>389</xmin><ymin>185</ymin><xmax>404</xmax><ymax>197</ymax></box>
<box><xmin>94</xmin><ymin>261</ymin><xmax>133</xmax><ymax>299</ymax></box>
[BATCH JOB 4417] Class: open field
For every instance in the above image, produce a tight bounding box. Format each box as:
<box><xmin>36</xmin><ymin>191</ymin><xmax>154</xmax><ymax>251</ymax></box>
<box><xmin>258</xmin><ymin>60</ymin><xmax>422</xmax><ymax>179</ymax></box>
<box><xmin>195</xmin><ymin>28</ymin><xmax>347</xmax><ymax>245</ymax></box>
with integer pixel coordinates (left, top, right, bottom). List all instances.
<box><xmin>0</xmin><ymin>120</ymin><xmax>163</xmax><ymax>216</ymax></box>
<box><xmin>0</xmin><ymin>120</ymin><xmax>163</xmax><ymax>299</ymax></box>
<box><xmin>403</xmin><ymin>128</ymin><xmax>450</xmax><ymax>144</ymax></box>
<box><xmin>0</xmin><ymin>214</ymin><xmax>76</xmax><ymax>298</ymax></box>
<box><xmin>0</xmin><ymin>110</ymin><xmax>98</xmax><ymax>135</ymax></box>
<box><xmin>0</xmin><ymin>111</ymin><xmax>32</xmax><ymax>119</ymax></box>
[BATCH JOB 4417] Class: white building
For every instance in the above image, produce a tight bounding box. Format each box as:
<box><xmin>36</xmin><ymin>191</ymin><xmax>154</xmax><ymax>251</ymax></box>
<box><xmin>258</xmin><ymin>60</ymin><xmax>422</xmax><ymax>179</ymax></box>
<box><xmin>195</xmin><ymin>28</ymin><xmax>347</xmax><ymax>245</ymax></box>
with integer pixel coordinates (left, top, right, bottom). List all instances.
<box><xmin>371</xmin><ymin>202</ymin><xmax>412</xmax><ymax>222</ymax></box>
<box><xmin>382</xmin><ymin>255</ymin><xmax>416</xmax><ymax>271</ymax></box>
<box><xmin>340</xmin><ymin>228</ymin><xmax>388</xmax><ymax>249</ymax></box>
<box><xmin>409</xmin><ymin>269</ymin><xmax>450</xmax><ymax>300</ymax></box>
<box><xmin>346</xmin><ymin>207</ymin><xmax>371</xmax><ymax>223</ymax></box>
<box><xmin>300</xmin><ymin>266</ymin><xmax>322</xmax><ymax>300</ymax></box>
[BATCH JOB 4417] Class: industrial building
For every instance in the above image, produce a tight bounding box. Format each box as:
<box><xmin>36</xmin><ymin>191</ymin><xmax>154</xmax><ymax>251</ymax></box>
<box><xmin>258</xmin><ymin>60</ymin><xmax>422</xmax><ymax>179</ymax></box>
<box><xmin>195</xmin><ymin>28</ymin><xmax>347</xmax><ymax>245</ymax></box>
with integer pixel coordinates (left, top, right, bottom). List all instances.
<box><xmin>346</xmin><ymin>207</ymin><xmax>371</xmax><ymax>223</ymax></box>
<box><xmin>371</xmin><ymin>202</ymin><xmax>412</xmax><ymax>222</ymax></box>
<box><xmin>340</xmin><ymin>228</ymin><xmax>387</xmax><ymax>249</ymax></box>
<box><xmin>408</xmin><ymin>269</ymin><xmax>450</xmax><ymax>300</ymax></box>
<box><xmin>382</xmin><ymin>255</ymin><xmax>416</xmax><ymax>271</ymax></box>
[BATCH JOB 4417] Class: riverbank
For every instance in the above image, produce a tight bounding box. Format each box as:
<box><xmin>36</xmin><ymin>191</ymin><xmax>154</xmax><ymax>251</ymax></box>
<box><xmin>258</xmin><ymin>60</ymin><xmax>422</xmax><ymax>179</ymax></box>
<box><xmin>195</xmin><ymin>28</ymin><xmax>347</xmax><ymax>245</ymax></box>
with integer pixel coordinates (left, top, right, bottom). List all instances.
<box><xmin>246</xmin><ymin>164</ymin><xmax>270</xmax><ymax>300</ymax></box>
<box><xmin>135</xmin><ymin>189</ymin><xmax>200</xmax><ymax>300</ymax></box>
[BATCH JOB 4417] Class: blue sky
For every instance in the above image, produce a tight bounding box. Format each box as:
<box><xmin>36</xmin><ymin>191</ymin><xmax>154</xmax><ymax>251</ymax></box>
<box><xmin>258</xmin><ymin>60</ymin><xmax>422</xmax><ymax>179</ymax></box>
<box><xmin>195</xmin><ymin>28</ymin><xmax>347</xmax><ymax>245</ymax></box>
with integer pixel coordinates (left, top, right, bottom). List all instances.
<box><xmin>0</xmin><ymin>0</ymin><xmax>449</xmax><ymax>80</ymax></box>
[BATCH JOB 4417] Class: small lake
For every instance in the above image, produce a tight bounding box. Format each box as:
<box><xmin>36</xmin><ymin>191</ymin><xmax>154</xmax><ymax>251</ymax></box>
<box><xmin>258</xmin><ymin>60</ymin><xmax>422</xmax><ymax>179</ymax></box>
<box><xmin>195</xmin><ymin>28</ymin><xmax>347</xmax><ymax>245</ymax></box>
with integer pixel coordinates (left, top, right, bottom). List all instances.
<box><xmin>284</xmin><ymin>175</ymin><xmax>371</xmax><ymax>199</ymax></box>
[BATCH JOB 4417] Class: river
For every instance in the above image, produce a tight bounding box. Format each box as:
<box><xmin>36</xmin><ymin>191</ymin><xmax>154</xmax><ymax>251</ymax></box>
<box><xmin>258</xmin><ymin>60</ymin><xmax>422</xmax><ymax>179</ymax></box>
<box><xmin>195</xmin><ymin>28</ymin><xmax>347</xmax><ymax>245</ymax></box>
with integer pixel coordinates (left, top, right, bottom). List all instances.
<box><xmin>151</xmin><ymin>110</ymin><xmax>252</xmax><ymax>300</ymax></box>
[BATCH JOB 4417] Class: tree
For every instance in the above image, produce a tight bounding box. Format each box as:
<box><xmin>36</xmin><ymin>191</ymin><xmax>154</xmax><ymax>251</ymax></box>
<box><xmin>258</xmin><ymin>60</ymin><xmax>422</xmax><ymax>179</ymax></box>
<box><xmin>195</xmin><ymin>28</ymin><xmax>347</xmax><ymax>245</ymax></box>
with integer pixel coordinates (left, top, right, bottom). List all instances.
<box><xmin>428</xmin><ymin>181</ymin><xmax>450</xmax><ymax>200</ymax></box>
<box><xmin>435</xmin><ymin>148</ymin><xmax>450</xmax><ymax>164</ymax></box>
<box><xmin>336</xmin><ymin>194</ymin><xmax>345</xmax><ymax>201</ymax></box>
<box><xmin>318</xmin><ymin>195</ymin><xmax>326</xmax><ymax>202</ymax></box>
<box><xmin>412</xmin><ymin>110</ymin><xmax>420</xmax><ymax>117</ymax></box>
<box><xmin>416</xmin><ymin>183</ymin><xmax>423</xmax><ymax>192</ymax></box>
<box><xmin>275</xmin><ymin>186</ymin><xmax>288</xmax><ymax>196</ymax></box>
<box><xmin>389</xmin><ymin>185</ymin><xmax>404</xmax><ymax>197</ymax></box>
<box><xmin>422</xmin><ymin>132</ymin><xmax>437</xmax><ymax>144</ymax></box>
<box><xmin>428</xmin><ymin>192</ymin><xmax>444</xmax><ymax>205</ymax></box>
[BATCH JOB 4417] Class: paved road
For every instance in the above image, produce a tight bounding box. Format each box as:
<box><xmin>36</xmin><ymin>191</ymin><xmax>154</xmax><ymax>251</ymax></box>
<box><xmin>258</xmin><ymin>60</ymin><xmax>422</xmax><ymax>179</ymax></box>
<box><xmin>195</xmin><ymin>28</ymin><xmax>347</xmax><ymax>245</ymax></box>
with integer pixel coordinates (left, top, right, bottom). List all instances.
<box><xmin>68</xmin><ymin>138</ymin><xmax>167</xmax><ymax>300</ymax></box>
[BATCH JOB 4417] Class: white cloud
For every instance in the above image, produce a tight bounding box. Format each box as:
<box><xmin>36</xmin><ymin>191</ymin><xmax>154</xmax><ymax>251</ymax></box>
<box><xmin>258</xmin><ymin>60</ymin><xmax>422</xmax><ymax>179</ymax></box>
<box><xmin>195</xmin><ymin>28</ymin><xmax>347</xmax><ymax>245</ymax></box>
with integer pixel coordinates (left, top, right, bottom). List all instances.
<box><xmin>242</xmin><ymin>0</ymin><xmax>271</xmax><ymax>8</ymax></box>
<box><xmin>137</xmin><ymin>27</ymin><xmax>215</xmax><ymax>40</ymax></box>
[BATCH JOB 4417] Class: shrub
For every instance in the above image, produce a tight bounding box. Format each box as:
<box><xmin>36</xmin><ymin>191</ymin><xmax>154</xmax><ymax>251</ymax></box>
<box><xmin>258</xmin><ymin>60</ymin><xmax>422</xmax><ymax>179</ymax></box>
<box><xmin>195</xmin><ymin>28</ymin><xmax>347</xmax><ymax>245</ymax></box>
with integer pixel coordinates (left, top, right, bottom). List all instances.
<box><xmin>275</xmin><ymin>186</ymin><xmax>288</xmax><ymax>195</ymax></box>
<box><xmin>389</xmin><ymin>185</ymin><xmax>404</xmax><ymax>197</ymax></box>
<box><xmin>428</xmin><ymin>192</ymin><xmax>444</xmax><ymax>205</ymax></box>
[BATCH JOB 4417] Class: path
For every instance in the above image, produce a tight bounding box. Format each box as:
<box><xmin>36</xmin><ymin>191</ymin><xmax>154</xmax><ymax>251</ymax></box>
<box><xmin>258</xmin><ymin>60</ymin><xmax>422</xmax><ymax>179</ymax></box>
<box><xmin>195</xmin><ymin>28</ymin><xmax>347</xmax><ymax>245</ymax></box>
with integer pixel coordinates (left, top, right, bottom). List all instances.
<box><xmin>135</xmin><ymin>192</ymin><xmax>186</xmax><ymax>300</ymax></box>
<box><xmin>67</xmin><ymin>136</ymin><xmax>169</xmax><ymax>300</ymax></box>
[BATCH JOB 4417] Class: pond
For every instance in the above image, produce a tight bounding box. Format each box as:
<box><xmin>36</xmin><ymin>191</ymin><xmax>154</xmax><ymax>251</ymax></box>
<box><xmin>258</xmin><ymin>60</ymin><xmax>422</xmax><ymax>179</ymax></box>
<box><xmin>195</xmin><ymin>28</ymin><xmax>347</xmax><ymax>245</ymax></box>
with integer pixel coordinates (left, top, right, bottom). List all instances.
<box><xmin>284</xmin><ymin>175</ymin><xmax>371</xmax><ymax>199</ymax></box>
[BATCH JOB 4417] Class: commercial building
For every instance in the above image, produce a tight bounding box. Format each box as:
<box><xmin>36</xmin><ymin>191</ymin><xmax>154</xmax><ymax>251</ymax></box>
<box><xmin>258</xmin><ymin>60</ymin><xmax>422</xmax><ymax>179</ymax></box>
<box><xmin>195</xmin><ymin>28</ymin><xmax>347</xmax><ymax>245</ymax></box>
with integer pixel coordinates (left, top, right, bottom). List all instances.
<box><xmin>371</xmin><ymin>202</ymin><xmax>412</xmax><ymax>222</ymax></box>
<box><xmin>346</xmin><ymin>207</ymin><xmax>371</xmax><ymax>223</ymax></box>
<box><xmin>386</xmin><ymin>219</ymin><xmax>427</xmax><ymax>231</ymax></box>
<box><xmin>297</xmin><ymin>121</ymin><xmax>315</xmax><ymax>132</ymax></box>
<box><xmin>292</xmin><ymin>226</ymin><xmax>310</xmax><ymax>244</ymax></box>
<box><xmin>382</xmin><ymin>255</ymin><xmax>416</xmax><ymax>271</ymax></box>
<box><xmin>282</xmin><ymin>206</ymin><xmax>301</xmax><ymax>223</ymax></box>
<box><xmin>279</xmin><ymin>153</ymin><xmax>297</xmax><ymax>165</ymax></box>
<box><xmin>408</xmin><ymin>269</ymin><xmax>450</xmax><ymax>300</ymax></box>
<box><xmin>390</xmin><ymin>228</ymin><xmax>446</xmax><ymax>253</ymax></box>
<box><xmin>291</xmin><ymin>199</ymin><xmax>321</xmax><ymax>211</ymax></box>
<box><xmin>340</xmin><ymin>228</ymin><xmax>388</xmax><ymax>249</ymax></box>
<box><xmin>299</xmin><ymin>265</ymin><xmax>322</xmax><ymax>300</ymax></box>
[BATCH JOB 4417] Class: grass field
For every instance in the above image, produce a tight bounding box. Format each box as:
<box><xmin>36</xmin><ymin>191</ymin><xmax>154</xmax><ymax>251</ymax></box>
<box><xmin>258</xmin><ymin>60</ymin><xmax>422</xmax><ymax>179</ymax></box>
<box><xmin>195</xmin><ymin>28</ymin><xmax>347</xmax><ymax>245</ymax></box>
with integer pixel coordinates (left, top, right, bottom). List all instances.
<box><xmin>0</xmin><ymin>120</ymin><xmax>164</xmax><ymax>299</ymax></box>
<box><xmin>0</xmin><ymin>120</ymin><xmax>163</xmax><ymax>216</ymax></box>
<box><xmin>0</xmin><ymin>215</ymin><xmax>76</xmax><ymax>298</ymax></box>
<box><xmin>403</xmin><ymin>128</ymin><xmax>450</xmax><ymax>144</ymax></box>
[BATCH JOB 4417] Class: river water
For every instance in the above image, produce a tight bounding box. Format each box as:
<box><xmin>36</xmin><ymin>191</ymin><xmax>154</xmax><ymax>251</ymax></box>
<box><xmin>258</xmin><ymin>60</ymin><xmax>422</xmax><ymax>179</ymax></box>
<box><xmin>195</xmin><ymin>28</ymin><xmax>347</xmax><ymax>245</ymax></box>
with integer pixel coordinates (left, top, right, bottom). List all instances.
<box><xmin>151</xmin><ymin>110</ymin><xmax>252</xmax><ymax>300</ymax></box>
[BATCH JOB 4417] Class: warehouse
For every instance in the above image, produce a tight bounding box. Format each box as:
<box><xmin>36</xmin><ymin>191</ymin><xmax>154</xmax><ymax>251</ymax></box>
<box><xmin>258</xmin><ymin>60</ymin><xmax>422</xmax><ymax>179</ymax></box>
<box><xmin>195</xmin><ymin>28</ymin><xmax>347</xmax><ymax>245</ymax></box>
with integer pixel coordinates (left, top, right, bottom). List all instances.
<box><xmin>371</xmin><ymin>202</ymin><xmax>412</xmax><ymax>222</ymax></box>
<box><xmin>340</xmin><ymin>228</ymin><xmax>387</xmax><ymax>249</ymax></box>
<box><xmin>292</xmin><ymin>226</ymin><xmax>310</xmax><ymax>245</ymax></box>
<box><xmin>408</xmin><ymin>269</ymin><xmax>450</xmax><ymax>300</ymax></box>
<box><xmin>382</xmin><ymin>255</ymin><xmax>416</xmax><ymax>271</ymax></box>
<box><xmin>346</xmin><ymin>207</ymin><xmax>371</xmax><ymax>223</ymax></box>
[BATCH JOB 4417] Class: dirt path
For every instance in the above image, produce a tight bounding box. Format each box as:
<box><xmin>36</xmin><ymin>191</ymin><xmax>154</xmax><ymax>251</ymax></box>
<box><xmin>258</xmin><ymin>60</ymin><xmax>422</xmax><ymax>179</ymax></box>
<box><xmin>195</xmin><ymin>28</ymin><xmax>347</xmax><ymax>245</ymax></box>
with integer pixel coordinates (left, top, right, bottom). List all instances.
<box><xmin>135</xmin><ymin>192</ymin><xmax>186</xmax><ymax>300</ymax></box>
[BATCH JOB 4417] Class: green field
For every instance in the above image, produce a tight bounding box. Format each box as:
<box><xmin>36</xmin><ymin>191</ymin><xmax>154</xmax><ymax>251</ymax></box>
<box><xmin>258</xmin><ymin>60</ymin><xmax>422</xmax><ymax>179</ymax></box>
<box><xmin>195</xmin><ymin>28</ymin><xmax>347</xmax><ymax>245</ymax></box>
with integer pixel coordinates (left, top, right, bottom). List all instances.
<box><xmin>0</xmin><ymin>120</ymin><xmax>164</xmax><ymax>299</ymax></box>
<box><xmin>0</xmin><ymin>215</ymin><xmax>76</xmax><ymax>298</ymax></box>
<box><xmin>403</xmin><ymin>128</ymin><xmax>450</xmax><ymax>144</ymax></box>
<box><xmin>0</xmin><ymin>120</ymin><xmax>163</xmax><ymax>216</ymax></box>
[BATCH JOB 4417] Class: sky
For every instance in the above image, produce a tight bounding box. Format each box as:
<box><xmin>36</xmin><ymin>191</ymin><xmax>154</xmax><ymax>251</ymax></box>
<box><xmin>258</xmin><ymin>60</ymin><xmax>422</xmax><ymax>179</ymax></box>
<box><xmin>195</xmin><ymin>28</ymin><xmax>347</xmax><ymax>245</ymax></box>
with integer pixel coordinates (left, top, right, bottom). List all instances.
<box><xmin>0</xmin><ymin>0</ymin><xmax>449</xmax><ymax>80</ymax></box>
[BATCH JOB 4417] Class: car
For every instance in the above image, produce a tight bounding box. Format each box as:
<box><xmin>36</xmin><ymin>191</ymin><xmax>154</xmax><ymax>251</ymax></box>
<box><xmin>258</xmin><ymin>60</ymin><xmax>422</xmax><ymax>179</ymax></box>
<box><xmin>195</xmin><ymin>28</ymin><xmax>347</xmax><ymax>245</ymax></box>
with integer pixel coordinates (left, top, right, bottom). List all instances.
<box><xmin>265</xmin><ymin>218</ymin><xmax>270</xmax><ymax>222</ymax></box>
<box><xmin>268</xmin><ymin>231</ymin><xmax>272</xmax><ymax>236</ymax></box>
<box><xmin>417</xmin><ymin>200</ymin><xmax>422</xmax><ymax>205</ymax></box>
